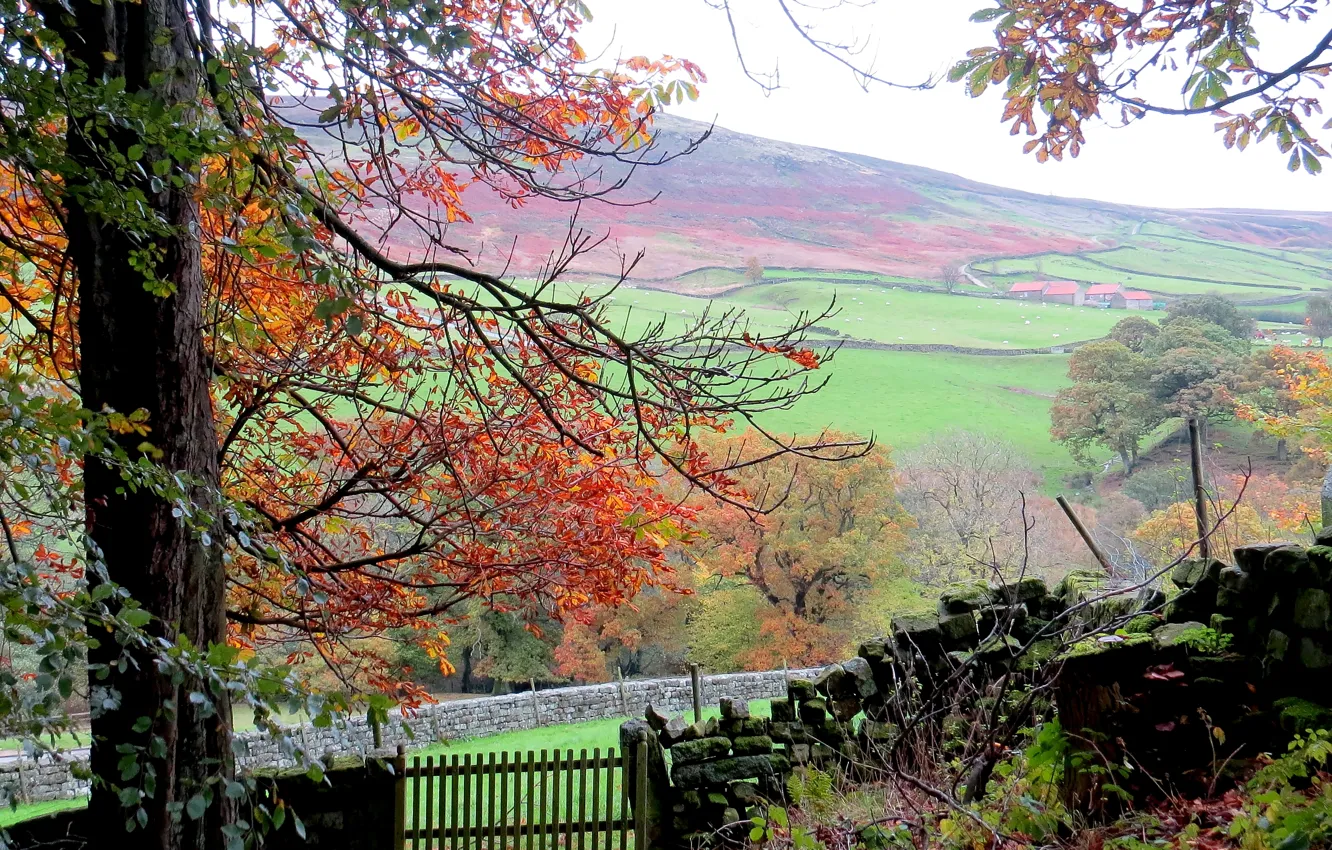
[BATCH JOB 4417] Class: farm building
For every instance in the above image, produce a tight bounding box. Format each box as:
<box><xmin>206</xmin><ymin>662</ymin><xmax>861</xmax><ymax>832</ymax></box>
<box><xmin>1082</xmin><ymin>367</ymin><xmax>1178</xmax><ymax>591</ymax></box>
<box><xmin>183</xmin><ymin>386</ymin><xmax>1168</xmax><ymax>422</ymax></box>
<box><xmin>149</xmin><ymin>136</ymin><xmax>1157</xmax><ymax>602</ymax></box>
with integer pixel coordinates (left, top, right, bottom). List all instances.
<box><xmin>1084</xmin><ymin>283</ymin><xmax>1122</xmax><ymax>305</ymax></box>
<box><xmin>1006</xmin><ymin>280</ymin><xmax>1084</xmax><ymax>305</ymax></box>
<box><xmin>1112</xmin><ymin>291</ymin><xmax>1154</xmax><ymax>310</ymax></box>
<box><xmin>1007</xmin><ymin>281</ymin><xmax>1047</xmax><ymax>300</ymax></box>
<box><xmin>1041</xmin><ymin>281</ymin><xmax>1085</xmax><ymax>306</ymax></box>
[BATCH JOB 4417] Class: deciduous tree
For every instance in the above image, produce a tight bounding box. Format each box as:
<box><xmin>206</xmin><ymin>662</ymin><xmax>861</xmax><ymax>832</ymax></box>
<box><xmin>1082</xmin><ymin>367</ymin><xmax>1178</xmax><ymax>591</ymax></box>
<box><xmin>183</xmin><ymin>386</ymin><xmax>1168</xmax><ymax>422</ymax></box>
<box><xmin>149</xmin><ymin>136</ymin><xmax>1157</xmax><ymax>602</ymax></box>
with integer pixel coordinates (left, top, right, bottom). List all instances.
<box><xmin>1307</xmin><ymin>295</ymin><xmax>1332</xmax><ymax>346</ymax></box>
<box><xmin>0</xmin><ymin>2</ymin><xmax>847</xmax><ymax>845</ymax></box>
<box><xmin>686</xmin><ymin>432</ymin><xmax>909</xmax><ymax>667</ymax></box>
<box><xmin>1051</xmin><ymin>341</ymin><xmax>1163</xmax><ymax>475</ymax></box>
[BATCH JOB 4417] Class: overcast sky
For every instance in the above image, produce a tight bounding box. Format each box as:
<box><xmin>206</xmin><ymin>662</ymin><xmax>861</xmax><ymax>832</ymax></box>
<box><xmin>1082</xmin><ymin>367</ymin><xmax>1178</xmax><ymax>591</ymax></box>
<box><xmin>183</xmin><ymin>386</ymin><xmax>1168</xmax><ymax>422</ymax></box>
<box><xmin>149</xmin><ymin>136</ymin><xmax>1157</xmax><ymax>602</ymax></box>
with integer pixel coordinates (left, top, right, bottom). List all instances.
<box><xmin>582</xmin><ymin>0</ymin><xmax>1330</xmax><ymax>213</ymax></box>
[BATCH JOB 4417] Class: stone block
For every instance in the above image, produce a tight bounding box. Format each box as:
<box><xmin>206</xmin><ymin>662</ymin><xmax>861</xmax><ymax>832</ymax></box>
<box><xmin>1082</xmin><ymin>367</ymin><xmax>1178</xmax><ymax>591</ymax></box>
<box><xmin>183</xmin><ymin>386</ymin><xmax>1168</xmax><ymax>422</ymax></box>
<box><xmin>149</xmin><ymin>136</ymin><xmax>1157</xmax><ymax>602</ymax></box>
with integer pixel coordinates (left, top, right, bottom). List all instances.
<box><xmin>1309</xmin><ymin>546</ymin><xmax>1332</xmax><ymax>583</ymax></box>
<box><xmin>860</xmin><ymin>720</ymin><xmax>898</xmax><ymax>743</ymax></box>
<box><xmin>840</xmin><ymin>657</ymin><xmax>878</xmax><ymax>699</ymax></box>
<box><xmin>768</xmin><ymin>721</ymin><xmax>794</xmax><ymax>744</ymax></box>
<box><xmin>1234</xmin><ymin>543</ymin><xmax>1287</xmax><ymax>575</ymax></box>
<box><xmin>992</xmin><ymin>576</ymin><xmax>1048</xmax><ymax>606</ymax></box>
<box><xmin>670</xmin><ymin>754</ymin><xmax>790</xmax><ymax>788</ymax></box>
<box><xmin>645</xmin><ymin>705</ymin><xmax>669</xmax><ymax>732</ymax></box>
<box><xmin>1293</xmin><ymin>589</ymin><xmax>1330</xmax><ymax>631</ymax></box>
<box><xmin>1267</xmin><ymin>629</ymin><xmax>1290</xmax><ymax>662</ymax></box>
<box><xmin>769</xmin><ymin>698</ymin><xmax>793</xmax><ymax>722</ymax></box>
<box><xmin>722</xmin><ymin>717</ymin><xmax>767</xmax><ymax>738</ymax></box>
<box><xmin>1218</xmin><ymin>566</ymin><xmax>1250</xmax><ymax>593</ymax></box>
<box><xmin>787</xmin><ymin>679</ymin><xmax>816</xmax><ymax>702</ymax></box>
<box><xmin>661</xmin><ymin>718</ymin><xmax>689</xmax><ymax>747</ymax></box>
<box><xmin>720</xmin><ymin>698</ymin><xmax>750</xmax><ymax>720</ymax></box>
<box><xmin>1300</xmin><ymin>637</ymin><xmax>1331</xmax><ymax>669</ymax></box>
<box><xmin>939</xmin><ymin>612</ymin><xmax>979</xmax><ymax>649</ymax></box>
<box><xmin>857</xmin><ymin>638</ymin><xmax>889</xmax><ymax>663</ymax></box>
<box><xmin>939</xmin><ymin>581</ymin><xmax>992</xmax><ymax>614</ymax></box>
<box><xmin>1266</xmin><ymin>547</ymin><xmax>1319</xmax><ymax>585</ymax></box>
<box><xmin>830</xmin><ymin>697</ymin><xmax>861</xmax><ymax>723</ymax></box>
<box><xmin>1171</xmin><ymin>558</ymin><xmax>1224</xmax><ymax>590</ymax></box>
<box><xmin>798</xmin><ymin>698</ymin><xmax>827</xmax><ymax>725</ymax></box>
<box><xmin>1216</xmin><ymin>587</ymin><xmax>1246</xmax><ymax>613</ymax></box>
<box><xmin>672</xmin><ymin>737</ymin><xmax>732</xmax><ymax>765</ymax></box>
<box><xmin>813</xmin><ymin>663</ymin><xmax>847</xmax><ymax>697</ymax></box>
<box><xmin>977</xmin><ymin>604</ymin><xmax>1027</xmax><ymax>638</ymax></box>
<box><xmin>891</xmin><ymin>612</ymin><xmax>942</xmax><ymax>649</ymax></box>
<box><xmin>729</xmin><ymin>781</ymin><xmax>763</xmax><ymax>806</ymax></box>
<box><xmin>732</xmin><ymin>736</ymin><xmax>773</xmax><ymax>755</ymax></box>
<box><xmin>1274</xmin><ymin>697</ymin><xmax>1332</xmax><ymax>733</ymax></box>
<box><xmin>789</xmin><ymin>744</ymin><xmax>810</xmax><ymax>765</ymax></box>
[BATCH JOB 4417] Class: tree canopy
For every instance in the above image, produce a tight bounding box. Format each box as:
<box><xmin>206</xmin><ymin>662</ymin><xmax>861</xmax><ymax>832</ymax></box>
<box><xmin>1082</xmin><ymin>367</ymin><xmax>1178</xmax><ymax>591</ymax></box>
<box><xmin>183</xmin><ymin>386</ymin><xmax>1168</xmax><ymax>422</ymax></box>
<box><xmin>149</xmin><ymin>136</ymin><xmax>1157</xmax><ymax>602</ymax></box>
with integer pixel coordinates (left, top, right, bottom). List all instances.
<box><xmin>953</xmin><ymin>1</ymin><xmax>1332</xmax><ymax>173</ymax></box>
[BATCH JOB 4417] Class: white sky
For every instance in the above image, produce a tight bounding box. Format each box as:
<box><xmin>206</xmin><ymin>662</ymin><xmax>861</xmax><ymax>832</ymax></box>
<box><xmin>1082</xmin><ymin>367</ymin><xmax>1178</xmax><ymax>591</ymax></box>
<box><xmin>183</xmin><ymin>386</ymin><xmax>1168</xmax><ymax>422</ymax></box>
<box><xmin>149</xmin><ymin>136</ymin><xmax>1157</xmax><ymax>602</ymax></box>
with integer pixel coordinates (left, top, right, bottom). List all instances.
<box><xmin>583</xmin><ymin>0</ymin><xmax>1331</xmax><ymax>212</ymax></box>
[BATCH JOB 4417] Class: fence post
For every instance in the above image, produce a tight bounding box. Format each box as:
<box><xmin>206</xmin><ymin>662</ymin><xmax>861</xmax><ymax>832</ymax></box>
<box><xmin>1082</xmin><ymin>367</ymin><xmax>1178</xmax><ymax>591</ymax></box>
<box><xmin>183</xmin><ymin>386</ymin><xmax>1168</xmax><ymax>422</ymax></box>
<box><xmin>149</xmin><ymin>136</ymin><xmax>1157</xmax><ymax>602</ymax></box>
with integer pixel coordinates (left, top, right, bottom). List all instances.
<box><xmin>634</xmin><ymin>741</ymin><xmax>648</xmax><ymax>850</ymax></box>
<box><xmin>1189</xmin><ymin>418</ymin><xmax>1211</xmax><ymax>560</ymax></box>
<box><xmin>616</xmin><ymin>667</ymin><xmax>629</xmax><ymax>716</ymax></box>
<box><xmin>371</xmin><ymin>712</ymin><xmax>383</xmax><ymax>750</ymax></box>
<box><xmin>689</xmin><ymin>663</ymin><xmax>703</xmax><ymax>724</ymax></box>
<box><xmin>531</xmin><ymin>678</ymin><xmax>541</xmax><ymax>728</ymax></box>
<box><xmin>393</xmin><ymin>743</ymin><xmax>407</xmax><ymax>850</ymax></box>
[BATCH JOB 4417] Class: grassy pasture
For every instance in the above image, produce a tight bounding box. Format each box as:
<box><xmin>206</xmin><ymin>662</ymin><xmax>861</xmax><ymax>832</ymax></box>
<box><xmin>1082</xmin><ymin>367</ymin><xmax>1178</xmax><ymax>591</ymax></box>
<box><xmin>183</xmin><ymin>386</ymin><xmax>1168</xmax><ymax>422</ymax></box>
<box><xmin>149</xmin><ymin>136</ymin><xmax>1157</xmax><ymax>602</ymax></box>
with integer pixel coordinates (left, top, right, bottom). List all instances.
<box><xmin>760</xmin><ymin>349</ymin><xmax>1074</xmax><ymax>485</ymax></box>
<box><xmin>980</xmin><ymin>228</ymin><xmax>1332</xmax><ymax>298</ymax></box>
<box><xmin>584</xmin><ymin>282</ymin><xmax>1119</xmax><ymax>350</ymax></box>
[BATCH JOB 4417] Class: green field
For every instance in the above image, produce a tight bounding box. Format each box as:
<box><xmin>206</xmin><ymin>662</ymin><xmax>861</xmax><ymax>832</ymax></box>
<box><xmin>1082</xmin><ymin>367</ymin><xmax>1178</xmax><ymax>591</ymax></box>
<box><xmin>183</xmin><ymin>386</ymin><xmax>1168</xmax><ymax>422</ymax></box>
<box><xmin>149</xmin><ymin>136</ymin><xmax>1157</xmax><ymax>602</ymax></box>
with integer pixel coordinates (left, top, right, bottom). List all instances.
<box><xmin>761</xmin><ymin>349</ymin><xmax>1074</xmax><ymax>483</ymax></box>
<box><xmin>978</xmin><ymin>224</ymin><xmax>1332</xmax><ymax>299</ymax></box>
<box><xmin>583</xmin><ymin>282</ymin><xmax>1118</xmax><ymax>350</ymax></box>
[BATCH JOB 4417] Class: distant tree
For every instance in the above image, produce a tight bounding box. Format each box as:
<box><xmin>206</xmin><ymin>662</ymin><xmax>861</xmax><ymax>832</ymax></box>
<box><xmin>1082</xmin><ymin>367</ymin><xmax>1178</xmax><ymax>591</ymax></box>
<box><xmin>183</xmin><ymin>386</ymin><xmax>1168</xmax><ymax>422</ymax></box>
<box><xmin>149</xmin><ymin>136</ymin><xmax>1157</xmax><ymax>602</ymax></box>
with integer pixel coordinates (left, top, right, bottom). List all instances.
<box><xmin>1233</xmin><ymin>349</ymin><xmax>1320</xmax><ymax>461</ymax></box>
<box><xmin>745</xmin><ymin>256</ymin><xmax>766</xmax><ymax>284</ymax></box>
<box><xmin>1133</xmin><ymin>501</ymin><xmax>1270</xmax><ymax>564</ymax></box>
<box><xmin>1109</xmin><ymin>316</ymin><xmax>1160</xmax><ymax>353</ymax></box>
<box><xmin>1142</xmin><ymin>317</ymin><xmax>1248</xmax><ymax>435</ymax></box>
<box><xmin>1035</xmin><ymin>257</ymin><xmax>1048</xmax><ymax>280</ymax></box>
<box><xmin>1050</xmin><ymin>341</ymin><xmax>1163</xmax><ymax>475</ymax></box>
<box><xmin>1146</xmin><ymin>316</ymin><xmax>1252</xmax><ymax>358</ymax></box>
<box><xmin>1306</xmin><ymin>295</ymin><xmax>1332</xmax><ymax>346</ymax></box>
<box><xmin>1162</xmin><ymin>294</ymin><xmax>1257</xmax><ymax>342</ymax></box>
<box><xmin>466</xmin><ymin>610</ymin><xmax>562</xmax><ymax>693</ymax></box>
<box><xmin>896</xmin><ymin>431</ymin><xmax>1041</xmax><ymax>584</ymax></box>
<box><xmin>687</xmin><ymin>431</ymin><xmax>909</xmax><ymax>667</ymax></box>
<box><xmin>941</xmin><ymin>264</ymin><xmax>964</xmax><ymax>294</ymax></box>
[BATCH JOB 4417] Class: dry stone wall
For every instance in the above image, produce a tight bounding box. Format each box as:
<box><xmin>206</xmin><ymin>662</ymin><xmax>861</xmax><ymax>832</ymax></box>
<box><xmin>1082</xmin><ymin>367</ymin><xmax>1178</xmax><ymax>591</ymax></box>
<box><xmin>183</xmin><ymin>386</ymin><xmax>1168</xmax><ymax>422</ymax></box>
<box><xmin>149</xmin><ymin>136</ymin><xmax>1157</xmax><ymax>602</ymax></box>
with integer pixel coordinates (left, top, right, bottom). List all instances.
<box><xmin>0</xmin><ymin>668</ymin><xmax>814</xmax><ymax>806</ymax></box>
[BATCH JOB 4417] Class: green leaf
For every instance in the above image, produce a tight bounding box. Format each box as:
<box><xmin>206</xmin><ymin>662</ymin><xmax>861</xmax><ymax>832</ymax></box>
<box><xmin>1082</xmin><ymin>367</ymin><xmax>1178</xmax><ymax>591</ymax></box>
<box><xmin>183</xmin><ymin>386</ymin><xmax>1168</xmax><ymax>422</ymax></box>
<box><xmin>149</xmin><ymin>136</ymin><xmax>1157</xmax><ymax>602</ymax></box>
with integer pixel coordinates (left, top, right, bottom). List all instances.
<box><xmin>186</xmin><ymin>794</ymin><xmax>207</xmax><ymax>821</ymax></box>
<box><xmin>132</xmin><ymin>716</ymin><xmax>153</xmax><ymax>733</ymax></box>
<box><xmin>122</xmin><ymin>608</ymin><xmax>152</xmax><ymax>628</ymax></box>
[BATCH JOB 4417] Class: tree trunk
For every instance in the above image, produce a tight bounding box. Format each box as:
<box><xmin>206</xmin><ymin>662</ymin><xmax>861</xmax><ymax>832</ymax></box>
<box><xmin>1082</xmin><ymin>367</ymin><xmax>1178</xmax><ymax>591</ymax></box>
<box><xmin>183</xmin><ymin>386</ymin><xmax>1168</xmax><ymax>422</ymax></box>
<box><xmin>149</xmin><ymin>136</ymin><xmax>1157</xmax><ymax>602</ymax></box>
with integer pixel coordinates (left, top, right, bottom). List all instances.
<box><xmin>1119</xmin><ymin>450</ymin><xmax>1134</xmax><ymax>476</ymax></box>
<box><xmin>40</xmin><ymin>1</ymin><xmax>232</xmax><ymax>847</ymax></box>
<box><xmin>1276</xmin><ymin>437</ymin><xmax>1289</xmax><ymax>463</ymax></box>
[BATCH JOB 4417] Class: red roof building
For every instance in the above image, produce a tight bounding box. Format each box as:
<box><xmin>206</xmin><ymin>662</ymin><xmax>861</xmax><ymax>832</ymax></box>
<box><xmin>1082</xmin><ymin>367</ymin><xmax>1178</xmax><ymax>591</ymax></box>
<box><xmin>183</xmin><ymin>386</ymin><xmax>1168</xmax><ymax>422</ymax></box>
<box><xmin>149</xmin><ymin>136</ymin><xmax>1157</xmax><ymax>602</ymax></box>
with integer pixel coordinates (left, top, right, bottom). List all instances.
<box><xmin>1041</xmin><ymin>281</ymin><xmax>1085</xmax><ymax>305</ymax></box>
<box><xmin>1008</xmin><ymin>281</ymin><xmax>1047</xmax><ymax>296</ymax></box>
<box><xmin>1112</xmin><ymin>291</ymin><xmax>1154</xmax><ymax>310</ymax></box>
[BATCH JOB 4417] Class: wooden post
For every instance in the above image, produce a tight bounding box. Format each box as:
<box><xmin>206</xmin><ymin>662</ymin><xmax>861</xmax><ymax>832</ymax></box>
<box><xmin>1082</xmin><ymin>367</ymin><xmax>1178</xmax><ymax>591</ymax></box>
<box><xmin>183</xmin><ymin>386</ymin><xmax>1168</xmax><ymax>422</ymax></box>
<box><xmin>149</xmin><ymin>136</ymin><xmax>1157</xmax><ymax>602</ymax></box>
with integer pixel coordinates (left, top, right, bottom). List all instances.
<box><xmin>616</xmin><ymin>667</ymin><xmax>629</xmax><ymax>716</ymax></box>
<box><xmin>1056</xmin><ymin>495</ymin><xmax>1115</xmax><ymax>574</ymax></box>
<box><xmin>371</xmin><ymin>711</ymin><xmax>383</xmax><ymax>749</ymax></box>
<box><xmin>530</xmin><ymin>678</ymin><xmax>541</xmax><ymax>728</ymax></box>
<box><xmin>633</xmin><ymin>741</ymin><xmax>648</xmax><ymax>850</ymax></box>
<box><xmin>1321</xmin><ymin>463</ymin><xmax>1332</xmax><ymax>528</ymax></box>
<box><xmin>1189</xmin><ymin>418</ymin><xmax>1211</xmax><ymax>560</ymax></box>
<box><xmin>392</xmin><ymin>743</ymin><xmax>407</xmax><ymax>850</ymax></box>
<box><xmin>782</xmin><ymin>659</ymin><xmax>789</xmax><ymax>685</ymax></box>
<box><xmin>688</xmin><ymin>663</ymin><xmax>703</xmax><ymax>724</ymax></box>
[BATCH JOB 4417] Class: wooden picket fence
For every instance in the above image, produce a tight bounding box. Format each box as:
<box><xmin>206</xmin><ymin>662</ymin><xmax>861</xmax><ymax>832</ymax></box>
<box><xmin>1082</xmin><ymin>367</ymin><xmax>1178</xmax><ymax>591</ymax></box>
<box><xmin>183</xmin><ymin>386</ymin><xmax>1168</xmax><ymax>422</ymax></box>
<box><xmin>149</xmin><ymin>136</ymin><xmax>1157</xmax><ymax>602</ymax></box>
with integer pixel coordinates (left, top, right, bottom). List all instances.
<box><xmin>395</xmin><ymin>743</ymin><xmax>649</xmax><ymax>850</ymax></box>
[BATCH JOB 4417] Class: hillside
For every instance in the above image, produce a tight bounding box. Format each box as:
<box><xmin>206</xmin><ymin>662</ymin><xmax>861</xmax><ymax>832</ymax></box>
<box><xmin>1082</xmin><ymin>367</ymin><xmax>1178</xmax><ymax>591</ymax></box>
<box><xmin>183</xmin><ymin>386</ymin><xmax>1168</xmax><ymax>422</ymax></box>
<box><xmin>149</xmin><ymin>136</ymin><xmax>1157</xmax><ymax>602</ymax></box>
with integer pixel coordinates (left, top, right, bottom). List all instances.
<box><xmin>401</xmin><ymin>113</ymin><xmax>1332</xmax><ymax>287</ymax></box>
